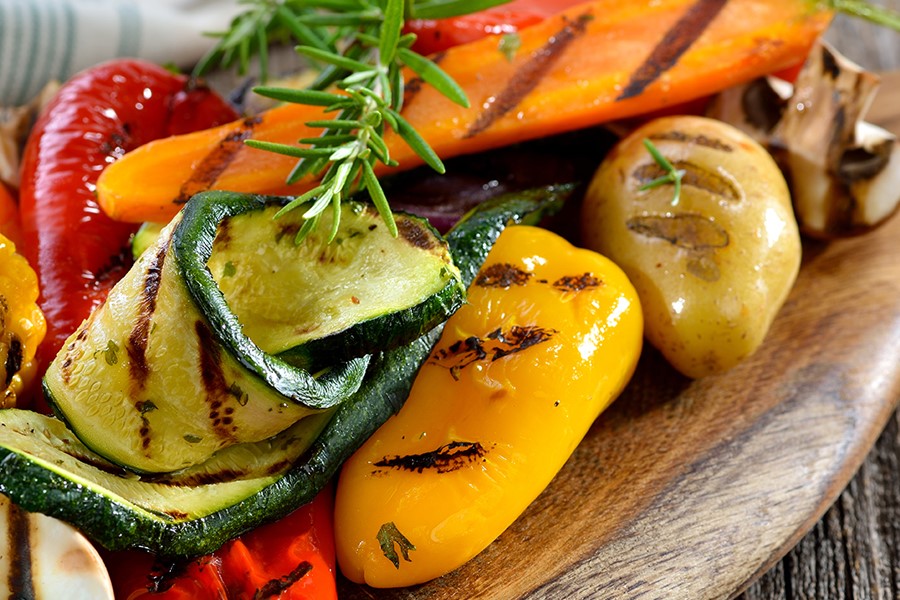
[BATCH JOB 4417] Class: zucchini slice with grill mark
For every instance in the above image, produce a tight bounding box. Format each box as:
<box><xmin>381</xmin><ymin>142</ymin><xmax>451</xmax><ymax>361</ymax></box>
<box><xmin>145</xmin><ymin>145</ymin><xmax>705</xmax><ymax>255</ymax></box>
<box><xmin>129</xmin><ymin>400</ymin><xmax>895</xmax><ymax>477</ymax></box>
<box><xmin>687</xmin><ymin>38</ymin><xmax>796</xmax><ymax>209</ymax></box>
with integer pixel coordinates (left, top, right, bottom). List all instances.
<box><xmin>181</xmin><ymin>192</ymin><xmax>466</xmax><ymax>372</ymax></box>
<box><xmin>0</xmin><ymin>184</ymin><xmax>571</xmax><ymax>558</ymax></box>
<box><xmin>44</xmin><ymin>192</ymin><xmax>463</xmax><ymax>474</ymax></box>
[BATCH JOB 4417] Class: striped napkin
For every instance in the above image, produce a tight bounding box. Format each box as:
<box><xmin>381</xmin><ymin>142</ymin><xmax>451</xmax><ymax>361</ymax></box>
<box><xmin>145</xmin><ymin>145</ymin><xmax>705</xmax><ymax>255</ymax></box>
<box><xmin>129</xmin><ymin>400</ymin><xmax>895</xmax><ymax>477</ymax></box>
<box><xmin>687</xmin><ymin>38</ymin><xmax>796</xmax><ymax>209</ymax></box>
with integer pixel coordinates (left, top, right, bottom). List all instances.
<box><xmin>0</xmin><ymin>0</ymin><xmax>242</xmax><ymax>106</ymax></box>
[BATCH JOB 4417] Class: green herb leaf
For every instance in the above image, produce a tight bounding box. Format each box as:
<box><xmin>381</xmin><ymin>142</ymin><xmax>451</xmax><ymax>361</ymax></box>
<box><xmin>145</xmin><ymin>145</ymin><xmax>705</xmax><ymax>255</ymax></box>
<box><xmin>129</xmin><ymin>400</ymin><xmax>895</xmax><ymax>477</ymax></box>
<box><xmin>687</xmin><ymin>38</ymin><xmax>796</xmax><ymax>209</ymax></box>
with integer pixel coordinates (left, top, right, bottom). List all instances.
<box><xmin>212</xmin><ymin>0</ymin><xmax>511</xmax><ymax>240</ymax></box>
<box><xmin>103</xmin><ymin>340</ymin><xmax>119</xmax><ymax>366</ymax></box>
<box><xmin>379</xmin><ymin>0</ymin><xmax>405</xmax><ymax>65</ymax></box>
<box><xmin>295</xmin><ymin>46</ymin><xmax>374</xmax><ymax>73</ymax></box>
<box><xmin>640</xmin><ymin>138</ymin><xmax>685</xmax><ymax>206</ymax></box>
<box><xmin>377</xmin><ymin>522</ymin><xmax>416</xmax><ymax>569</ymax></box>
<box><xmin>499</xmin><ymin>32</ymin><xmax>521</xmax><ymax>61</ymax></box>
<box><xmin>820</xmin><ymin>0</ymin><xmax>900</xmax><ymax>31</ymax></box>
<box><xmin>412</xmin><ymin>0</ymin><xmax>511</xmax><ymax>20</ymax></box>
<box><xmin>388</xmin><ymin>109</ymin><xmax>445</xmax><ymax>173</ymax></box>
<box><xmin>397</xmin><ymin>47</ymin><xmax>470</xmax><ymax>107</ymax></box>
<box><xmin>362</xmin><ymin>160</ymin><xmax>398</xmax><ymax>236</ymax></box>
<box><xmin>252</xmin><ymin>87</ymin><xmax>347</xmax><ymax>107</ymax></box>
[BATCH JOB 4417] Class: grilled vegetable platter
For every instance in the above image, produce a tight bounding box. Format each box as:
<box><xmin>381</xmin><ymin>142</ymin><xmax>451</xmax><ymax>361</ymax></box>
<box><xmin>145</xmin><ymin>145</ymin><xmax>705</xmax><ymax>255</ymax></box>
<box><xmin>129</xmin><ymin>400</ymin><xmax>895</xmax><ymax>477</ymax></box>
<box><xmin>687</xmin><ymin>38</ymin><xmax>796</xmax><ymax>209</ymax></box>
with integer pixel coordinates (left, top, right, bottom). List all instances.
<box><xmin>1</xmin><ymin>0</ymin><xmax>899</xmax><ymax>598</ymax></box>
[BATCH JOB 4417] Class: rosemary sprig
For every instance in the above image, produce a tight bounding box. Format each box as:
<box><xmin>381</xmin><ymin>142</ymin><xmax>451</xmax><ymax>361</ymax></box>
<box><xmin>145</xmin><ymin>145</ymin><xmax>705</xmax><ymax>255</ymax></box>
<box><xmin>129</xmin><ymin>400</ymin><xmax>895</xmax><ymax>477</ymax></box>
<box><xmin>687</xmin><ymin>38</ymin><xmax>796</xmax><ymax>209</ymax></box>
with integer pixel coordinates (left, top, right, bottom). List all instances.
<box><xmin>640</xmin><ymin>138</ymin><xmax>685</xmax><ymax>206</ymax></box>
<box><xmin>820</xmin><ymin>0</ymin><xmax>900</xmax><ymax>31</ymax></box>
<box><xmin>197</xmin><ymin>0</ymin><xmax>511</xmax><ymax>241</ymax></box>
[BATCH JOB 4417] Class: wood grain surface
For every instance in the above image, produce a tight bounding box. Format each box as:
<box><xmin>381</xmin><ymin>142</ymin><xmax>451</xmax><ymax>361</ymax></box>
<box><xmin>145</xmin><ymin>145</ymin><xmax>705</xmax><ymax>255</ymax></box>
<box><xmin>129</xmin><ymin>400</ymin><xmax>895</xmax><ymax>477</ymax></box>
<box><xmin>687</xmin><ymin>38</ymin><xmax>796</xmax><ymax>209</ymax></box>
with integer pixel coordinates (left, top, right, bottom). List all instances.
<box><xmin>740</xmin><ymin>10</ymin><xmax>900</xmax><ymax>600</ymax></box>
<box><xmin>338</xmin><ymin>21</ymin><xmax>900</xmax><ymax>600</ymax></box>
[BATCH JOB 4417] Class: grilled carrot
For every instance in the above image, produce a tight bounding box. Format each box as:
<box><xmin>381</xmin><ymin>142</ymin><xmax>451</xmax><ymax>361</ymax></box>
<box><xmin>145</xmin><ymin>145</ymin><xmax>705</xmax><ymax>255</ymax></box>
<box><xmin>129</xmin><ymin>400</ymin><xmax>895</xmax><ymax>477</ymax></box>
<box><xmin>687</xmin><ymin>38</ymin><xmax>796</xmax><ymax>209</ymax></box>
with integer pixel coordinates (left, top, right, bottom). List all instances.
<box><xmin>96</xmin><ymin>0</ymin><xmax>832</xmax><ymax>224</ymax></box>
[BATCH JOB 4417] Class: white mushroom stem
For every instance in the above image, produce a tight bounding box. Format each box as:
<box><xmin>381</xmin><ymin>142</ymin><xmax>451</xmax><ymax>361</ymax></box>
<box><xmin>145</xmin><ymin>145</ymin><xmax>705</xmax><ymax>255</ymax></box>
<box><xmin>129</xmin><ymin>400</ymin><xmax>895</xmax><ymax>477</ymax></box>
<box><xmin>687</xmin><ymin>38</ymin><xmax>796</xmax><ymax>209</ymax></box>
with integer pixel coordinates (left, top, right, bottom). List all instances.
<box><xmin>707</xmin><ymin>40</ymin><xmax>900</xmax><ymax>238</ymax></box>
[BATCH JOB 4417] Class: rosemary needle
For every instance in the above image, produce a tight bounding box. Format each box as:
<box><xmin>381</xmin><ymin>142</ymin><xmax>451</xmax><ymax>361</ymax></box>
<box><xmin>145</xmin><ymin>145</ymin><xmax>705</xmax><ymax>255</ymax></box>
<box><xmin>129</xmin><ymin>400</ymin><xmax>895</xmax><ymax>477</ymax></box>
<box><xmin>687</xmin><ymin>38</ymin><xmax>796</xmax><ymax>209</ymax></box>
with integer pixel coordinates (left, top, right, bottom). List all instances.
<box><xmin>196</xmin><ymin>0</ymin><xmax>511</xmax><ymax>241</ymax></box>
<box><xmin>640</xmin><ymin>138</ymin><xmax>686</xmax><ymax>206</ymax></box>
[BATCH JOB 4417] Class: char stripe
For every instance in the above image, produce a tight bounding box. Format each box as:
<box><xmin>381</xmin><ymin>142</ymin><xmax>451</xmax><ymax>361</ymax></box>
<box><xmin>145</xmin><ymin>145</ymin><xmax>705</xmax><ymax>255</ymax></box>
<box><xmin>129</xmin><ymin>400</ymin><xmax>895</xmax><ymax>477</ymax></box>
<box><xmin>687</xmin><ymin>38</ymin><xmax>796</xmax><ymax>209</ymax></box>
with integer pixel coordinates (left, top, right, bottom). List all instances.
<box><xmin>8</xmin><ymin>502</ymin><xmax>35</xmax><ymax>600</ymax></box>
<box><xmin>174</xmin><ymin>117</ymin><xmax>261</xmax><ymax>205</ymax></box>
<box><xmin>195</xmin><ymin>320</ymin><xmax>238</xmax><ymax>443</ymax></box>
<box><xmin>463</xmin><ymin>13</ymin><xmax>591</xmax><ymax>139</ymax></box>
<box><xmin>128</xmin><ymin>239</ymin><xmax>167</xmax><ymax>388</ymax></box>
<box><xmin>616</xmin><ymin>0</ymin><xmax>728</xmax><ymax>101</ymax></box>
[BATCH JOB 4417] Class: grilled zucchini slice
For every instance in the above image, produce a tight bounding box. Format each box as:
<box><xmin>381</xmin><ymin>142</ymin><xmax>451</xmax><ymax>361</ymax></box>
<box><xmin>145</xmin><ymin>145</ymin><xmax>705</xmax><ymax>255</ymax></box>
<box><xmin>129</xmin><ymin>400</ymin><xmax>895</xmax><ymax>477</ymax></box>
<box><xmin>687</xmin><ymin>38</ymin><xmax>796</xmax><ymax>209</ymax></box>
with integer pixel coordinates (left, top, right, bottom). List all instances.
<box><xmin>44</xmin><ymin>192</ymin><xmax>464</xmax><ymax>473</ymax></box>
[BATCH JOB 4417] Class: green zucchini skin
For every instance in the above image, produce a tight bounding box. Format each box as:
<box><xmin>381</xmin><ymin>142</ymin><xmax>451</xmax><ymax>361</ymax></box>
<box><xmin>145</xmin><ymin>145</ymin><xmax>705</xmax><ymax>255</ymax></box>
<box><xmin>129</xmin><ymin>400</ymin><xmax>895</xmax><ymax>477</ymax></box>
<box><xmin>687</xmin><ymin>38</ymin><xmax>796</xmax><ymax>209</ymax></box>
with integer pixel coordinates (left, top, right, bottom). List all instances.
<box><xmin>176</xmin><ymin>190</ymin><xmax>467</xmax><ymax>403</ymax></box>
<box><xmin>0</xmin><ymin>184</ymin><xmax>572</xmax><ymax>558</ymax></box>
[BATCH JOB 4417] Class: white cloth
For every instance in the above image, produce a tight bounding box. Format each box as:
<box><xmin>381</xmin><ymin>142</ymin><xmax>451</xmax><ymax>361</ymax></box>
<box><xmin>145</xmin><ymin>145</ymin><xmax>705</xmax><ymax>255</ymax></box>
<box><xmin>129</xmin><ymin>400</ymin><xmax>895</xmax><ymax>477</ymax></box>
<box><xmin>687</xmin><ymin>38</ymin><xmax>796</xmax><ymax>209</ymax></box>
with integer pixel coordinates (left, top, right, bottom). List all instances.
<box><xmin>0</xmin><ymin>0</ymin><xmax>243</xmax><ymax>105</ymax></box>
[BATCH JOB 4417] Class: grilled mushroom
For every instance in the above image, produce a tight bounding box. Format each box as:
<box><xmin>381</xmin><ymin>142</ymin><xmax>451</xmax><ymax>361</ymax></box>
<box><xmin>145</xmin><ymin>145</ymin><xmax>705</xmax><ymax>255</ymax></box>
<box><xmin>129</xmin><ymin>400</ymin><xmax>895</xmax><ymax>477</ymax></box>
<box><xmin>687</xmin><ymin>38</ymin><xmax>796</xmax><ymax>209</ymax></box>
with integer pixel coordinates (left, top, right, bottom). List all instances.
<box><xmin>707</xmin><ymin>40</ymin><xmax>900</xmax><ymax>238</ymax></box>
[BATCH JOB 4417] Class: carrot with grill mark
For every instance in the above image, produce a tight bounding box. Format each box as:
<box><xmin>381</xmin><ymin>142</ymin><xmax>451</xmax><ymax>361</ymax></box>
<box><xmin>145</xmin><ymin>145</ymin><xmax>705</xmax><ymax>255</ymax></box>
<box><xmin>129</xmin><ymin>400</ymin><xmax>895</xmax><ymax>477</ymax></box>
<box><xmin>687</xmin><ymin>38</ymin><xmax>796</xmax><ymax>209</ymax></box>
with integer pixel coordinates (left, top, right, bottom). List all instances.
<box><xmin>95</xmin><ymin>0</ymin><xmax>832</xmax><ymax>224</ymax></box>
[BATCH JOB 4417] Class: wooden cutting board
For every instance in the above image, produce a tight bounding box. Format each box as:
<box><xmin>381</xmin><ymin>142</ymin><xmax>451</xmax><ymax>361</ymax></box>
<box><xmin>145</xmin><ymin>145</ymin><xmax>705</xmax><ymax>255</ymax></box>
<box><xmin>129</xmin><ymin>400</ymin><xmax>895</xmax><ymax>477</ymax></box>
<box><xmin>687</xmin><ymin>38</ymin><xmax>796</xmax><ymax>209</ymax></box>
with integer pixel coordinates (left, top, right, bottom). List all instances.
<box><xmin>338</xmin><ymin>72</ymin><xmax>900</xmax><ymax>600</ymax></box>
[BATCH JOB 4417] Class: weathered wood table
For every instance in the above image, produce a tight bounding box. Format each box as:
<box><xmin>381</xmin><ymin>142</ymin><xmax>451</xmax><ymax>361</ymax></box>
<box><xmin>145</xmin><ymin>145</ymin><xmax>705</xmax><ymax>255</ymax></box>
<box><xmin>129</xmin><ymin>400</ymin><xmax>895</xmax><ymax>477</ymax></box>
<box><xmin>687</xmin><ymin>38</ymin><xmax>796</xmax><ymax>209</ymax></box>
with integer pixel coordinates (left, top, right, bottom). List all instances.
<box><xmin>740</xmin><ymin>7</ymin><xmax>900</xmax><ymax>599</ymax></box>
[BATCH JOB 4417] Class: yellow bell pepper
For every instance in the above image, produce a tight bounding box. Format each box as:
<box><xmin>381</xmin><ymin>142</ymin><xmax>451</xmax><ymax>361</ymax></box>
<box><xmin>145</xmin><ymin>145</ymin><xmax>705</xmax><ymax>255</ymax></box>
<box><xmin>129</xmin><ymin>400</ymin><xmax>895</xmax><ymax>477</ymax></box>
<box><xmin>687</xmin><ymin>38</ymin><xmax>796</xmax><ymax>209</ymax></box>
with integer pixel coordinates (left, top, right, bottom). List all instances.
<box><xmin>334</xmin><ymin>225</ymin><xmax>643</xmax><ymax>588</ymax></box>
<box><xmin>0</xmin><ymin>233</ymin><xmax>46</xmax><ymax>407</ymax></box>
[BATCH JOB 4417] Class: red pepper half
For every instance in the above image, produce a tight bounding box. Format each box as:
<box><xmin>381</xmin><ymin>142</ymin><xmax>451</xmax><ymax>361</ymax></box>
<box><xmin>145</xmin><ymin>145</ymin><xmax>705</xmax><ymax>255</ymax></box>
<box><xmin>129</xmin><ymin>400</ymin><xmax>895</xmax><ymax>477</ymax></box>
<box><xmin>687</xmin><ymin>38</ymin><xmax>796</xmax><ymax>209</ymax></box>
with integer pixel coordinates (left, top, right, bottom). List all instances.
<box><xmin>406</xmin><ymin>0</ymin><xmax>588</xmax><ymax>54</ymax></box>
<box><xmin>18</xmin><ymin>59</ymin><xmax>237</xmax><ymax>385</ymax></box>
<box><xmin>107</xmin><ymin>485</ymin><xmax>338</xmax><ymax>600</ymax></box>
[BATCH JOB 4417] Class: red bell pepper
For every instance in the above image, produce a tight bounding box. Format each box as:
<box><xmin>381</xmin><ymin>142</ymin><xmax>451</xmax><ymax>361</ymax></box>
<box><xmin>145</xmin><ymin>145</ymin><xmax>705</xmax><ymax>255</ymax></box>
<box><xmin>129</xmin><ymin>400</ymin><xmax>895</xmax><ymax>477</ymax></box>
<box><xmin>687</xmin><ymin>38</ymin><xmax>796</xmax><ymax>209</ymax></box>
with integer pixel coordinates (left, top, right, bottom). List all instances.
<box><xmin>406</xmin><ymin>0</ymin><xmax>589</xmax><ymax>54</ymax></box>
<box><xmin>107</xmin><ymin>485</ymin><xmax>337</xmax><ymax>600</ymax></box>
<box><xmin>18</xmin><ymin>59</ymin><xmax>237</xmax><ymax>388</ymax></box>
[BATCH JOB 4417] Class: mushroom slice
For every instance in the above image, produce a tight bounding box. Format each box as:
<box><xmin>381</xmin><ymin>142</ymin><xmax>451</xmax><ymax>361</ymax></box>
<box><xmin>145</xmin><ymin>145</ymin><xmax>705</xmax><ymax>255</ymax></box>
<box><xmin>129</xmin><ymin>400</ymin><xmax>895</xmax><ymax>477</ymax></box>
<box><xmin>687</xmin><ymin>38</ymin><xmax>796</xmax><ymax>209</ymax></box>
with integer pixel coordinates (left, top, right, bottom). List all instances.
<box><xmin>707</xmin><ymin>40</ymin><xmax>900</xmax><ymax>238</ymax></box>
<box><xmin>0</xmin><ymin>494</ymin><xmax>114</xmax><ymax>600</ymax></box>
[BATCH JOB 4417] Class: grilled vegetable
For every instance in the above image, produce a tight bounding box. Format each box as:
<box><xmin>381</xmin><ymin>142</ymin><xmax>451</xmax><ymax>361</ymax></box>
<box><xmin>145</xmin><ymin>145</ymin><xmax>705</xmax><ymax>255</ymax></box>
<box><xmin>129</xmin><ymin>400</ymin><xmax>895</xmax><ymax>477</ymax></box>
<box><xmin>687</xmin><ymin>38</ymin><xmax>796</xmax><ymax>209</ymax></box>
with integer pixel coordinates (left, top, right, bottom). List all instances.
<box><xmin>18</xmin><ymin>59</ymin><xmax>237</xmax><ymax>375</ymax></box>
<box><xmin>0</xmin><ymin>185</ymin><xmax>569</xmax><ymax>558</ymax></box>
<box><xmin>0</xmin><ymin>494</ymin><xmax>114</xmax><ymax>599</ymax></box>
<box><xmin>43</xmin><ymin>191</ymin><xmax>462</xmax><ymax>473</ymax></box>
<box><xmin>335</xmin><ymin>225</ymin><xmax>643</xmax><ymax>587</ymax></box>
<box><xmin>94</xmin><ymin>0</ymin><xmax>830</xmax><ymax>225</ymax></box>
<box><xmin>107</xmin><ymin>486</ymin><xmax>337</xmax><ymax>600</ymax></box>
<box><xmin>581</xmin><ymin>115</ymin><xmax>801</xmax><ymax>378</ymax></box>
<box><xmin>707</xmin><ymin>40</ymin><xmax>900</xmax><ymax>238</ymax></box>
<box><xmin>0</xmin><ymin>234</ymin><xmax>45</xmax><ymax>407</ymax></box>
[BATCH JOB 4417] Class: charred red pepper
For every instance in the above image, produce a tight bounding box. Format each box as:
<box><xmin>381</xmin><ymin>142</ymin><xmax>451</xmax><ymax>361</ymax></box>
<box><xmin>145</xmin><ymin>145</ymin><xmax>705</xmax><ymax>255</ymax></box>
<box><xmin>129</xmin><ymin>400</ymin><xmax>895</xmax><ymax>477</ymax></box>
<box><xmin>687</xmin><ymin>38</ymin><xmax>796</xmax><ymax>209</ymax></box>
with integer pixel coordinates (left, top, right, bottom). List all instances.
<box><xmin>107</xmin><ymin>485</ymin><xmax>338</xmax><ymax>600</ymax></box>
<box><xmin>18</xmin><ymin>59</ymin><xmax>237</xmax><ymax>382</ymax></box>
<box><xmin>406</xmin><ymin>0</ymin><xmax>588</xmax><ymax>54</ymax></box>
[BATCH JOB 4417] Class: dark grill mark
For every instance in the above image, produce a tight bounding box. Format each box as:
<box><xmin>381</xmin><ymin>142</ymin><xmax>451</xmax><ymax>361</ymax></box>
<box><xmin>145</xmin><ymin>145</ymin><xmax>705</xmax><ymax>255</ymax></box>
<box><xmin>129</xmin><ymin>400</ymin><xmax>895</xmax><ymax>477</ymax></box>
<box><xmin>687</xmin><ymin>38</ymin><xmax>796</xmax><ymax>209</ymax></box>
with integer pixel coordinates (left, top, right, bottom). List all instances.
<box><xmin>195</xmin><ymin>321</ymin><xmax>239</xmax><ymax>442</ymax></box>
<box><xmin>174</xmin><ymin>117</ymin><xmax>261</xmax><ymax>204</ymax></box>
<box><xmin>464</xmin><ymin>13</ymin><xmax>591</xmax><ymax>138</ymax></box>
<box><xmin>139</xmin><ymin>415</ymin><xmax>152</xmax><ymax>451</ymax></box>
<box><xmin>374</xmin><ymin>441</ymin><xmax>486</xmax><ymax>474</ymax></box>
<box><xmin>255</xmin><ymin>561</ymin><xmax>314</xmax><ymax>599</ymax></box>
<box><xmin>99</xmin><ymin>123</ymin><xmax>132</xmax><ymax>159</ymax></box>
<box><xmin>8</xmin><ymin>501</ymin><xmax>35</xmax><ymax>600</ymax></box>
<box><xmin>397</xmin><ymin>218</ymin><xmax>436</xmax><ymax>251</ymax></box>
<box><xmin>93</xmin><ymin>245</ymin><xmax>134</xmax><ymax>287</ymax></box>
<box><xmin>4</xmin><ymin>336</ymin><xmax>22</xmax><ymax>387</ymax></box>
<box><xmin>627</xmin><ymin>213</ymin><xmax>729</xmax><ymax>250</ymax></box>
<box><xmin>634</xmin><ymin>160</ymin><xmax>742</xmax><ymax>202</ymax></box>
<box><xmin>149</xmin><ymin>468</ymin><xmax>244</xmax><ymax>487</ymax></box>
<box><xmin>648</xmin><ymin>130</ymin><xmax>733</xmax><ymax>152</ymax></box>
<box><xmin>553</xmin><ymin>273</ymin><xmax>601</xmax><ymax>292</ymax></box>
<box><xmin>616</xmin><ymin>0</ymin><xmax>728</xmax><ymax>101</ymax></box>
<box><xmin>128</xmin><ymin>241</ymin><xmax>167</xmax><ymax>388</ymax></box>
<box><xmin>161</xmin><ymin>509</ymin><xmax>189</xmax><ymax>520</ymax></box>
<box><xmin>475</xmin><ymin>263</ymin><xmax>531</xmax><ymax>288</ymax></box>
<box><xmin>431</xmin><ymin>325</ymin><xmax>557</xmax><ymax>378</ymax></box>
<box><xmin>216</xmin><ymin>217</ymin><xmax>233</xmax><ymax>248</ymax></box>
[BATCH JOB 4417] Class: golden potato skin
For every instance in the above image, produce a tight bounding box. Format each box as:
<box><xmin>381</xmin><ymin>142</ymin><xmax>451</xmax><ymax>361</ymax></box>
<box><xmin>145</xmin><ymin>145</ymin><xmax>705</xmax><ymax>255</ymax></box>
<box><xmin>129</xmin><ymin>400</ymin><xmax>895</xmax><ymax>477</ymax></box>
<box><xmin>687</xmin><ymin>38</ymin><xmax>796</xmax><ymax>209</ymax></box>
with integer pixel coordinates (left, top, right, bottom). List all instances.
<box><xmin>581</xmin><ymin>116</ymin><xmax>801</xmax><ymax>378</ymax></box>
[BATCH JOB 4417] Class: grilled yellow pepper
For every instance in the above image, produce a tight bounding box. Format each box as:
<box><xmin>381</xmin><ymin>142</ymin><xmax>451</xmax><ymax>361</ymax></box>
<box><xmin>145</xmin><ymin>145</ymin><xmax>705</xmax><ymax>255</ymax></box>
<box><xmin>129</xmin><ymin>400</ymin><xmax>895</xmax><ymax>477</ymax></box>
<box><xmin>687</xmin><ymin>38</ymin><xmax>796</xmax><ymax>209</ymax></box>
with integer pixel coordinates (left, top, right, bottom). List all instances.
<box><xmin>0</xmin><ymin>234</ymin><xmax>46</xmax><ymax>407</ymax></box>
<box><xmin>334</xmin><ymin>225</ymin><xmax>643</xmax><ymax>588</ymax></box>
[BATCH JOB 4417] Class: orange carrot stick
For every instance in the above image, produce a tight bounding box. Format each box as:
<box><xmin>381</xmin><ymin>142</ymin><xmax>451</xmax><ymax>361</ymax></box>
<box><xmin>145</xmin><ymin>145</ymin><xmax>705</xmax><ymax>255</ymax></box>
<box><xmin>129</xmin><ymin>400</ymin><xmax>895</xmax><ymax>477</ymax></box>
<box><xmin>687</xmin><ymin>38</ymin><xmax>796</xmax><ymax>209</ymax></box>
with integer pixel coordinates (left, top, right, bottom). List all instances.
<box><xmin>96</xmin><ymin>0</ymin><xmax>832</xmax><ymax>224</ymax></box>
